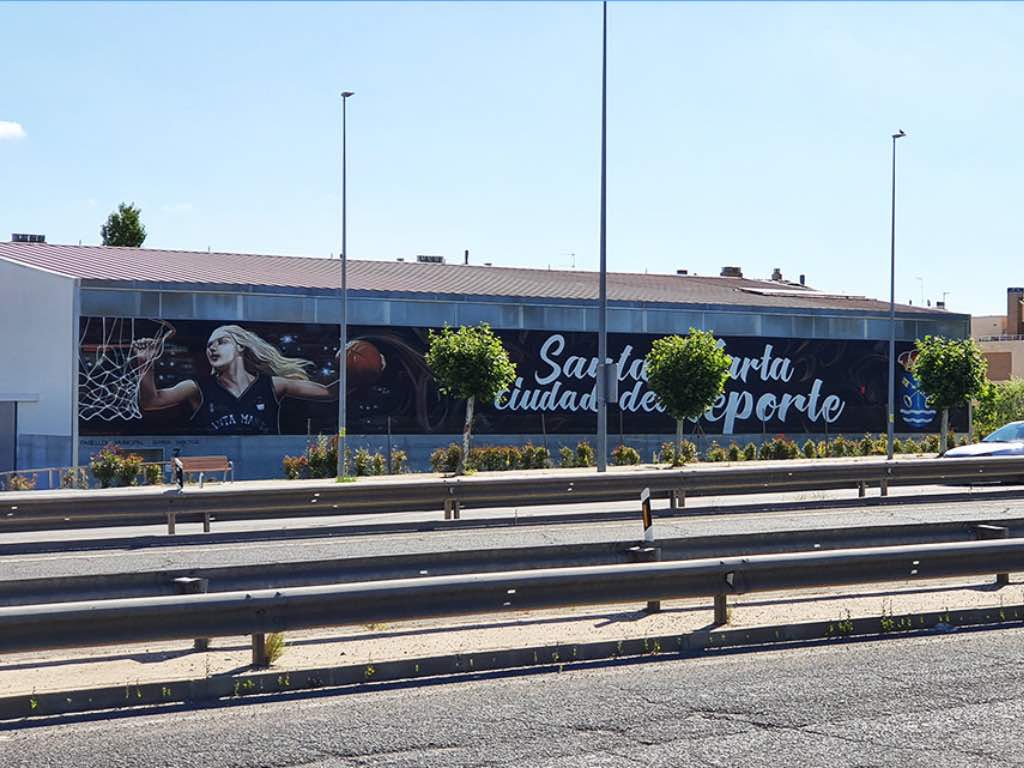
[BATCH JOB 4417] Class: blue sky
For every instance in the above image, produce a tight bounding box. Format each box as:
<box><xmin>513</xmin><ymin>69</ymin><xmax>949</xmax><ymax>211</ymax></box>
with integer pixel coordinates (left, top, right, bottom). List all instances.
<box><xmin>1</xmin><ymin>2</ymin><xmax>1021</xmax><ymax>316</ymax></box>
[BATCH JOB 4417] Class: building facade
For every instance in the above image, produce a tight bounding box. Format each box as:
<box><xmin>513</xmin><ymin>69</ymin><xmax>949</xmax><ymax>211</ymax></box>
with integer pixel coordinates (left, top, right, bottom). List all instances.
<box><xmin>0</xmin><ymin>242</ymin><xmax>969</xmax><ymax>480</ymax></box>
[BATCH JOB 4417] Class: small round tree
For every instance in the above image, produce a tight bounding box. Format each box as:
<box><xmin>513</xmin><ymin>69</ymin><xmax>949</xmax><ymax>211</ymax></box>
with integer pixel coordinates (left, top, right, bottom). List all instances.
<box><xmin>425</xmin><ymin>323</ymin><xmax>516</xmax><ymax>474</ymax></box>
<box><xmin>645</xmin><ymin>329</ymin><xmax>732</xmax><ymax>465</ymax></box>
<box><xmin>101</xmin><ymin>202</ymin><xmax>147</xmax><ymax>247</ymax></box>
<box><xmin>911</xmin><ymin>335</ymin><xmax>988</xmax><ymax>454</ymax></box>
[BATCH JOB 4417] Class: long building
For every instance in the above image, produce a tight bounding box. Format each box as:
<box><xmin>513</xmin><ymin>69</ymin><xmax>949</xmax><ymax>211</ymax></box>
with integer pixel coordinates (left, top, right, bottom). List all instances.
<box><xmin>0</xmin><ymin>240</ymin><xmax>968</xmax><ymax>479</ymax></box>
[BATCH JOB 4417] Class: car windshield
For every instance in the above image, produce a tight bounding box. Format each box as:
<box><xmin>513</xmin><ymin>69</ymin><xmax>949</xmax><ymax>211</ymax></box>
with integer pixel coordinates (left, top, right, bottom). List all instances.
<box><xmin>983</xmin><ymin>423</ymin><xmax>1024</xmax><ymax>443</ymax></box>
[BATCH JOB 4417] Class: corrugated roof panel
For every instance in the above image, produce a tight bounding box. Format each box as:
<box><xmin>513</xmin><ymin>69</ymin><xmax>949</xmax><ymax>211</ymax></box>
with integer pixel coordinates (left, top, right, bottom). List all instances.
<box><xmin>0</xmin><ymin>241</ymin><xmax>950</xmax><ymax>316</ymax></box>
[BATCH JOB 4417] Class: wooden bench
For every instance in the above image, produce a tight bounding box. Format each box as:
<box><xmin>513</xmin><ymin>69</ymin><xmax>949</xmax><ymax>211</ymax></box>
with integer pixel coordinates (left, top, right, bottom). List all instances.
<box><xmin>173</xmin><ymin>455</ymin><xmax>234</xmax><ymax>490</ymax></box>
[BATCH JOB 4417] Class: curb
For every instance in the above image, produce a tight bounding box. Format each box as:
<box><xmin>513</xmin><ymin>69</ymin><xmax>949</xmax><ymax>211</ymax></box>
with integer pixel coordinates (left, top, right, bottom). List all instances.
<box><xmin>3</xmin><ymin>602</ymin><xmax>1021</xmax><ymax>723</ymax></box>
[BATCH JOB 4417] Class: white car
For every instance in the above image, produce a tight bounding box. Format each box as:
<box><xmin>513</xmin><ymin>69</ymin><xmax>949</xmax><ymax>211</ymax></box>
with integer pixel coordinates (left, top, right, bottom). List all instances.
<box><xmin>943</xmin><ymin>421</ymin><xmax>1024</xmax><ymax>458</ymax></box>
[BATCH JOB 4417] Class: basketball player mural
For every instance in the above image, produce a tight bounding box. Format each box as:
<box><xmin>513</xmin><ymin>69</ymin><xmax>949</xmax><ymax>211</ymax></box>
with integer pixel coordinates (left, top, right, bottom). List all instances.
<box><xmin>134</xmin><ymin>324</ymin><xmax>381</xmax><ymax>435</ymax></box>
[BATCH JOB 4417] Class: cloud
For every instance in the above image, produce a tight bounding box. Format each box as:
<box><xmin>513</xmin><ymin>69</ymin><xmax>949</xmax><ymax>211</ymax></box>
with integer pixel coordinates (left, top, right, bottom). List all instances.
<box><xmin>0</xmin><ymin>121</ymin><xmax>26</xmax><ymax>140</ymax></box>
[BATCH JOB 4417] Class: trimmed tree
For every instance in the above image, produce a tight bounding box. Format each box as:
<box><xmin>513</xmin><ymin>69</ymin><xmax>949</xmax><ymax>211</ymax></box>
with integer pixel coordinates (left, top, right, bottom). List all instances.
<box><xmin>975</xmin><ymin>378</ymin><xmax>1024</xmax><ymax>439</ymax></box>
<box><xmin>425</xmin><ymin>323</ymin><xmax>516</xmax><ymax>474</ymax></box>
<box><xmin>645</xmin><ymin>329</ymin><xmax>732</xmax><ymax>465</ymax></box>
<box><xmin>911</xmin><ymin>335</ymin><xmax>988</xmax><ymax>454</ymax></box>
<box><xmin>101</xmin><ymin>202</ymin><xmax>147</xmax><ymax>247</ymax></box>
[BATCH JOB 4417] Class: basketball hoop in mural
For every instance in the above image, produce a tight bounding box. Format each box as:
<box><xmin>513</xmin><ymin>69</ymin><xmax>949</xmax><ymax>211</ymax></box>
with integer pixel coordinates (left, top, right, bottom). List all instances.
<box><xmin>78</xmin><ymin>318</ymin><xmax>177</xmax><ymax>422</ymax></box>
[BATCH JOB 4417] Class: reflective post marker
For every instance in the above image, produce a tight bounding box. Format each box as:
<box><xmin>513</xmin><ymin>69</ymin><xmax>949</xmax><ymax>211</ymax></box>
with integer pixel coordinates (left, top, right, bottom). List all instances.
<box><xmin>641</xmin><ymin>487</ymin><xmax>654</xmax><ymax>543</ymax></box>
<box><xmin>628</xmin><ymin>487</ymin><xmax>661</xmax><ymax>613</ymax></box>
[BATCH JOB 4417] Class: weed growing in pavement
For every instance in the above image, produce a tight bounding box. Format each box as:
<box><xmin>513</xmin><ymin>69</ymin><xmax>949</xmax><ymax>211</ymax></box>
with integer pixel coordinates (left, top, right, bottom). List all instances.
<box><xmin>265</xmin><ymin>632</ymin><xmax>286</xmax><ymax>665</ymax></box>
<box><xmin>826</xmin><ymin>609</ymin><xmax>856</xmax><ymax>637</ymax></box>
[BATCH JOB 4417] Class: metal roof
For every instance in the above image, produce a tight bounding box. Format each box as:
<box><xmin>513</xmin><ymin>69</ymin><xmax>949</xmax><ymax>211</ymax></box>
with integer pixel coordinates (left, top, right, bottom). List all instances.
<box><xmin>0</xmin><ymin>241</ymin><xmax>949</xmax><ymax>315</ymax></box>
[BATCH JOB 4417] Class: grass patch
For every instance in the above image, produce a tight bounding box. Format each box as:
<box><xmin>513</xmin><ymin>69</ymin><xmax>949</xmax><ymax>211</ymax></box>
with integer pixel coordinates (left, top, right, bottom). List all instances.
<box><xmin>265</xmin><ymin>632</ymin><xmax>286</xmax><ymax>665</ymax></box>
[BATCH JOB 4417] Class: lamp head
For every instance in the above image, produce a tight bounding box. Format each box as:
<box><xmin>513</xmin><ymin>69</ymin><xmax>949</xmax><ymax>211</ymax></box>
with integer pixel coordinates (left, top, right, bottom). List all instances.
<box><xmin>342</xmin><ymin>91</ymin><xmax>355</xmax><ymax>99</ymax></box>
<box><xmin>892</xmin><ymin>129</ymin><xmax>906</xmax><ymax>139</ymax></box>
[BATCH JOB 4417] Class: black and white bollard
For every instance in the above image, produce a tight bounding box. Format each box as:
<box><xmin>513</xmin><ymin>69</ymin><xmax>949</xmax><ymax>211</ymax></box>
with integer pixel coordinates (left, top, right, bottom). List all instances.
<box><xmin>628</xmin><ymin>487</ymin><xmax>661</xmax><ymax>613</ymax></box>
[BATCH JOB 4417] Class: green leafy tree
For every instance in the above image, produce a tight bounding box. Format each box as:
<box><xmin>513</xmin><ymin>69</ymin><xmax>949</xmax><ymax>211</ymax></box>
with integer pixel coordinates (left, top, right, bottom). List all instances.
<box><xmin>425</xmin><ymin>324</ymin><xmax>516</xmax><ymax>474</ymax></box>
<box><xmin>101</xmin><ymin>202</ymin><xmax>147</xmax><ymax>247</ymax></box>
<box><xmin>911</xmin><ymin>336</ymin><xmax>988</xmax><ymax>454</ymax></box>
<box><xmin>975</xmin><ymin>378</ymin><xmax>1024</xmax><ymax>438</ymax></box>
<box><xmin>645</xmin><ymin>329</ymin><xmax>732</xmax><ymax>465</ymax></box>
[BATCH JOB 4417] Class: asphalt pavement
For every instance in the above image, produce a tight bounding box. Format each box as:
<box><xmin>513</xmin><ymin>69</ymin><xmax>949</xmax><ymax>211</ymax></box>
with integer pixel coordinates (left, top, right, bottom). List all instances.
<box><xmin>5</xmin><ymin>625</ymin><xmax>1023</xmax><ymax>767</ymax></box>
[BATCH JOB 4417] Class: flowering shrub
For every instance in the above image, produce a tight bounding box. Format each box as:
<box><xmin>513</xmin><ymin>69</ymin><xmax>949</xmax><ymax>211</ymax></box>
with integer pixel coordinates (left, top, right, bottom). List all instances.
<box><xmin>611</xmin><ymin>444</ymin><xmax>641</xmax><ymax>466</ymax></box>
<box><xmin>89</xmin><ymin>444</ymin><xmax>143</xmax><ymax>488</ymax></box>
<box><xmin>658</xmin><ymin>440</ymin><xmax>698</xmax><ymax>466</ymax></box>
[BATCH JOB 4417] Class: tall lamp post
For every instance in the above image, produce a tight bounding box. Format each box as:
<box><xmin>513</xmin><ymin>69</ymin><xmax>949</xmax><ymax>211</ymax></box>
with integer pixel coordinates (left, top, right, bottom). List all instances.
<box><xmin>336</xmin><ymin>90</ymin><xmax>355</xmax><ymax>478</ymax></box>
<box><xmin>596</xmin><ymin>0</ymin><xmax>609</xmax><ymax>472</ymax></box>
<box><xmin>886</xmin><ymin>129</ymin><xmax>906</xmax><ymax>461</ymax></box>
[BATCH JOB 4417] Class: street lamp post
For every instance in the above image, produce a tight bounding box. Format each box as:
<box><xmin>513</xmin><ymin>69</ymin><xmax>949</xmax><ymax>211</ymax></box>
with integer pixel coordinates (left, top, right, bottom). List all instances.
<box><xmin>596</xmin><ymin>0</ymin><xmax>609</xmax><ymax>472</ymax></box>
<box><xmin>337</xmin><ymin>90</ymin><xmax>354</xmax><ymax>478</ymax></box>
<box><xmin>886</xmin><ymin>129</ymin><xmax>906</xmax><ymax>461</ymax></box>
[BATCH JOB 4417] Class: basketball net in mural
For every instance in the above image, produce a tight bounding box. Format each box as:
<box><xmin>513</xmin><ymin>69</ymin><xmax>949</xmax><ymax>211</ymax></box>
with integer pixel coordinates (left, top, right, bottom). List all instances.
<box><xmin>78</xmin><ymin>318</ymin><xmax>176</xmax><ymax>422</ymax></box>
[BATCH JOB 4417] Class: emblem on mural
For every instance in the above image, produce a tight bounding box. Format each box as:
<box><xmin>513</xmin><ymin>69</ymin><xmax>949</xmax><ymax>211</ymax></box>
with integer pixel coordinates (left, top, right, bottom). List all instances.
<box><xmin>896</xmin><ymin>350</ymin><xmax>937</xmax><ymax>429</ymax></box>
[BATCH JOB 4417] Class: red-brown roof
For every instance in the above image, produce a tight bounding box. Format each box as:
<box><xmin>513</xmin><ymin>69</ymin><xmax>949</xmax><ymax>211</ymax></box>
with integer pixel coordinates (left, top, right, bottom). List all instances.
<box><xmin>0</xmin><ymin>241</ymin><xmax>946</xmax><ymax>315</ymax></box>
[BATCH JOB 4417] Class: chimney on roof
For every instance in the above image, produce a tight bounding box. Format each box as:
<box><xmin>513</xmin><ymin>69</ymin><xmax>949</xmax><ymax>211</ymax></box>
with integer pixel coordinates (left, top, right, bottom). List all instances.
<box><xmin>1007</xmin><ymin>288</ymin><xmax>1024</xmax><ymax>335</ymax></box>
<box><xmin>936</xmin><ymin>300</ymin><xmax>946</xmax><ymax>309</ymax></box>
<box><xmin>799</xmin><ymin>274</ymin><xmax>806</xmax><ymax>286</ymax></box>
<box><xmin>484</xmin><ymin>262</ymin><xmax>492</xmax><ymax>267</ymax></box>
<box><xmin>11</xmin><ymin>233</ymin><xmax>45</xmax><ymax>244</ymax></box>
<box><xmin>771</xmin><ymin>267</ymin><xmax>783</xmax><ymax>281</ymax></box>
<box><xmin>720</xmin><ymin>265</ymin><xmax>743</xmax><ymax>278</ymax></box>
<box><xmin>464</xmin><ymin>249</ymin><xmax>469</xmax><ymax>265</ymax></box>
<box><xmin>676</xmin><ymin>269</ymin><xmax>688</xmax><ymax>275</ymax></box>
<box><xmin>396</xmin><ymin>257</ymin><xmax>405</xmax><ymax>262</ymax></box>
<box><xmin>416</xmin><ymin>254</ymin><xmax>445</xmax><ymax>264</ymax></box>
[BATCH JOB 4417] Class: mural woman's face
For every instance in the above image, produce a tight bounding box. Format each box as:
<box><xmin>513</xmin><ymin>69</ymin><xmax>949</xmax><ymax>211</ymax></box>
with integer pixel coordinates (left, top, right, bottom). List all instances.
<box><xmin>206</xmin><ymin>328</ymin><xmax>241</xmax><ymax>370</ymax></box>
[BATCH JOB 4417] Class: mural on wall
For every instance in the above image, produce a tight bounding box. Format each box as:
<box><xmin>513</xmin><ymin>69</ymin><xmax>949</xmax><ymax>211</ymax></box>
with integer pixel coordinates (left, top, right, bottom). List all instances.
<box><xmin>78</xmin><ymin>316</ymin><xmax>948</xmax><ymax>436</ymax></box>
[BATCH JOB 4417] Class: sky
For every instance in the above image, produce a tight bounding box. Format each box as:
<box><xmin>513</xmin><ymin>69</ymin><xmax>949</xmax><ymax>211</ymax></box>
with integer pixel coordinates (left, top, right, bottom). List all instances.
<box><xmin>1</xmin><ymin>1</ymin><xmax>1021</xmax><ymax>317</ymax></box>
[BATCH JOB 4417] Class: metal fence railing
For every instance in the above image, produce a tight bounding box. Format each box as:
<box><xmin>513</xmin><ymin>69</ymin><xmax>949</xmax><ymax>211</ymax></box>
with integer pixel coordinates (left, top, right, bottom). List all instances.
<box><xmin>0</xmin><ymin>461</ymin><xmax>172</xmax><ymax>492</ymax></box>
<box><xmin>0</xmin><ymin>538</ymin><xmax>1021</xmax><ymax>661</ymax></box>
<box><xmin>1</xmin><ymin>455</ymin><xmax>1024</xmax><ymax>535</ymax></box>
<box><xmin>3</xmin><ymin>518</ymin><xmax>1016</xmax><ymax>607</ymax></box>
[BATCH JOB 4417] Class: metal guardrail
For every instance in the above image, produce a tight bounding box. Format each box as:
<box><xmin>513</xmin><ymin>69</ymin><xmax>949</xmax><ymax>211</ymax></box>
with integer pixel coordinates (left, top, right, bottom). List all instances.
<box><xmin>1</xmin><ymin>456</ymin><xmax>1023</xmax><ymax>534</ymax></box>
<box><xmin>4</xmin><ymin>519</ymin><xmax>1019</xmax><ymax>606</ymax></box>
<box><xmin>1</xmin><ymin>538</ymin><xmax>1022</xmax><ymax>656</ymax></box>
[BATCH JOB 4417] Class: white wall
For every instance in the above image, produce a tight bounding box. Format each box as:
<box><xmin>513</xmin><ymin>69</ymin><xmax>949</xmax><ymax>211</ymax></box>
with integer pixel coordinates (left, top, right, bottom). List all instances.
<box><xmin>0</xmin><ymin>258</ymin><xmax>75</xmax><ymax>437</ymax></box>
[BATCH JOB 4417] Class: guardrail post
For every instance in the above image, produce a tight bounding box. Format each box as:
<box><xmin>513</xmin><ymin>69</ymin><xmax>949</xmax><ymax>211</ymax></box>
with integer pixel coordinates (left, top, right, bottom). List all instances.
<box><xmin>252</xmin><ymin>633</ymin><xmax>269</xmax><ymax>667</ymax></box>
<box><xmin>879</xmin><ymin>478</ymin><xmax>889</xmax><ymax>497</ymax></box>
<box><xmin>627</xmin><ymin>545</ymin><xmax>661</xmax><ymax>612</ymax></box>
<box><xmin>166</xmin><ymin>508</ymin><xmax>177</xmax><ymax>535</ymax></box>
<box><xmin>444</xmin><ymin>497</ymin><xmax>460</xmax><ymax>521</ymax></box>
<box><xmin>858</xmin><ymin>482</ymin><xmax>866</xmax><ymax>498</ymax></box>
<box><xmin>670</xmin><ymin>489</ymin><xmax>685</xmax><ymax>510</ymax></box>
<box><xmin>203</xmin><ymin>510</ymin><xmax>211</xmax><ymax>533</ymax></box>
<box><xmin>973</xmin><ymin>525</ymin><xmax>1011</xmax><ymax>586</ymax></box>
<box><xmin>713</xmin><ymin>594</ymin><xmax>729</xmax><ymax>626</ymax></box>
<box><xmin>173</xmin><ymin>577</ymin><xmax>210</xmax><ymax>650</ymax></box>
<box><xmin>448</xmin><ymin>489</ymin><xmax>464</xmax><ymax>528</ymax></box>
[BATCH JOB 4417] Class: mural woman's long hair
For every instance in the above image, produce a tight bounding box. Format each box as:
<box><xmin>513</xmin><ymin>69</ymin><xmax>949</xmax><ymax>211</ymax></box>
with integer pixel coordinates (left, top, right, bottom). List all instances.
<box><xmin>212</xmin><ymin>325</ymin><xmax>313</xmax><ymax>380</ymax></box>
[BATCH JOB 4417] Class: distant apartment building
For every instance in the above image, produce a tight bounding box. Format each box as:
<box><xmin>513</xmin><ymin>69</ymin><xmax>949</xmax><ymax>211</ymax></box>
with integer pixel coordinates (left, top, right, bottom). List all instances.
<box><xmin>972</xmin><ymin>287</ymin><xmax>1024</xmax><ymax>381</ymax></box>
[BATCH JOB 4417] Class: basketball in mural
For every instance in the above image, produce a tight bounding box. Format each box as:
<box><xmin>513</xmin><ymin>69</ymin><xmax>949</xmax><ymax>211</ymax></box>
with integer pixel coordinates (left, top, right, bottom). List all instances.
<box><xmin>347</xmin><ymin>339</ymin><xmax>386</xmax><ymax>388</ymax></box>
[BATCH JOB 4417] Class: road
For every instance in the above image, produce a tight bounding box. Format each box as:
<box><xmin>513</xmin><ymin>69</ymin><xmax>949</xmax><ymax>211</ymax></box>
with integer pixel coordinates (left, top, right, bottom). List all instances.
<box><xmin>4</xmin><ymin>627</ymin><xmax>1022</xmax><ymax>766</ymax></box>
<box><xmin>4</xmin><ymin>490</ymin><xmax>1024</xmax><ymax>581</ymax></box>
